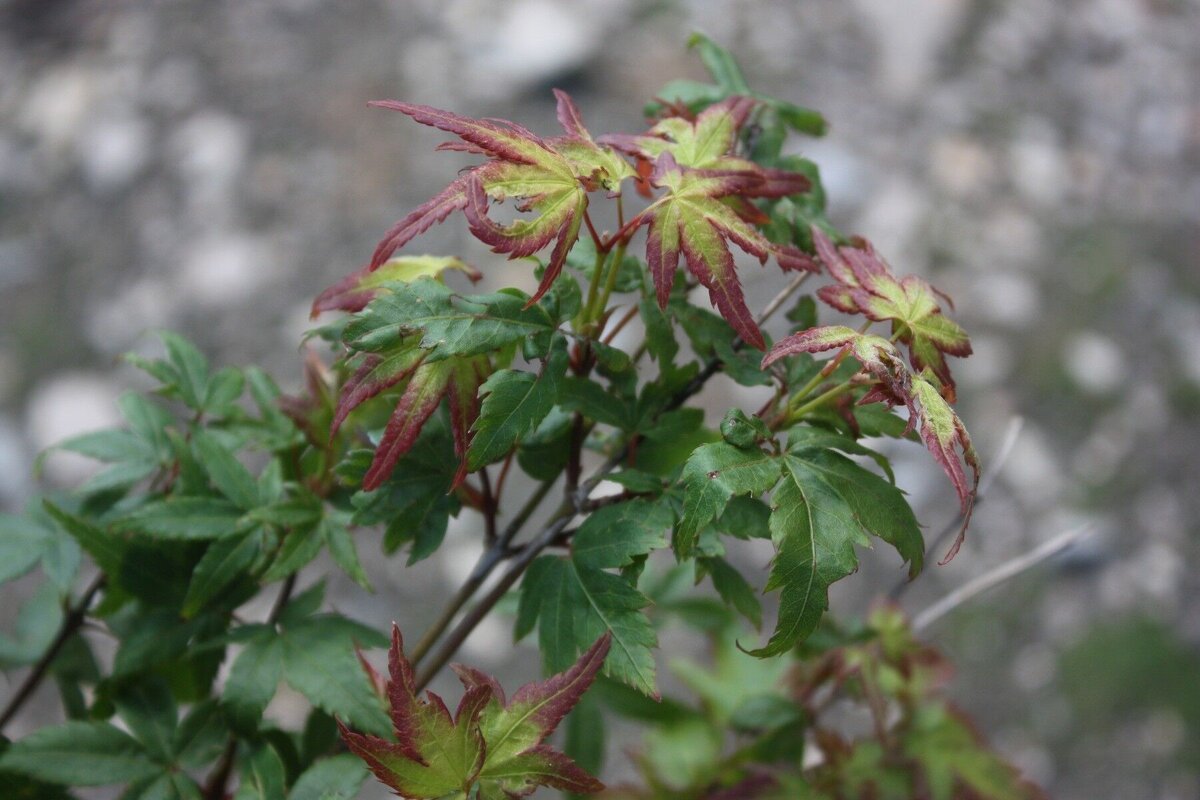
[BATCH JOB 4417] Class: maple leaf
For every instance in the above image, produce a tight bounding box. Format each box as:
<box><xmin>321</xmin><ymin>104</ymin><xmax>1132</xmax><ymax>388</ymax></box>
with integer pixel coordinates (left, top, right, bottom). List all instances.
<box><xmin>312</xmin><ymin>255</ymin><xmax>480</xmax><ymax>317</ymax></box>
<box><xmin>811</xmin><ymin>227</ymin><xmax>971</xmax><ymax>399</ymax></box>
<box><xmin>329</xmin><ymin>276</ymin><xmax>562</xmax><ymax>491</ymax></box>
<box><xmin>340</xmin><ymin>624</ymin><xmax>609</xmax><ymax>799</ymax></box>
<box><xmin>599</xmin><ymin>96</ymin><xmax>809</xmax><ymax>197</ymax></box>
<box><xmin>764</xmin><ymin>326</ymin><xmax>980</xmax><ymax>561</ymax></box>
<box><xmin>365</xmin><ymin>91</ymin><xmax>632</xmax><ymax>305</ymax></box>
<box><xmin>632</xmin><ymin>153</ymin><xmax>817</xmax><ymax>349</ymax></box>
<box><xmin>358</xmin><ymin>356</ymin><xmax>489</xmax><ymax>492</ymax></box>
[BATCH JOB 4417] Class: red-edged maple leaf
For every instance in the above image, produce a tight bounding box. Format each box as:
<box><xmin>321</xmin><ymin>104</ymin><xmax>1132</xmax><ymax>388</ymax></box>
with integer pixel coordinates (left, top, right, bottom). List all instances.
<box><xmin>633</xmin><ymin>153</ymin><xmax>817</xmax><ymax>349</ymax></box>
<box><xmin>364</xmin><ymin>91</ymin><xmax>632</xmax><ymax>305</ymax></box>
<box><xmin>341</xmin><ymin>624</ymin><xmax>610</xmax><ymax>799</ymax></box>
<box><xmin>357</xmin><ymin>356</ymin><xmax>488</xmax><ymax>492</ymax></box>
<box><xmin>600</xmin><ymin>96</ymin><xmax>810</xmax><ymax>205</ymax></box>
<box><xmin>312</xmin><ymin>255</ymin><xmax>480</xmax><ymax>317</ymax></box>
<box><xmin>811</xmin><ymin>227</ymin><xmax>971</xmax><ymax>399</ymax></box>
<box><xmin>764</xmin><ymin>326</ymin><xmax>979</xmax><ymax>560</ymax></box>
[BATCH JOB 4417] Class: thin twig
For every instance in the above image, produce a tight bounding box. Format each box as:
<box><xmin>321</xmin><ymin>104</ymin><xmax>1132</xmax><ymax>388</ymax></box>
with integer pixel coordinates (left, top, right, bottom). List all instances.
<box><xmin>0</xmin><ymin>574</ymin><xmax>105</xmax><ymax>732</ymax></box>
<box><xmin>756</xmin><ymin>272</ymin><xmax>812</xmax><ymax>326</ymax></box>
<box><xmin>601</xmin><ymin>304</ymin><xmax>640</xmax><ymax>345</ymax></box>
<box><xmin>414</xmin><ymin>503</ymin><xmax>576</xmax><ymax>691</ymax></box>
<box><xmin>409</xmin><ymin>564</ymin><xmax>496</xmax><ymax>668</ymax></box>
<box><xmin>888</xmin><ymin>416</ymin><xmax>1025</xmax><ymax>600</ymax></box>
<box><xmin>203</xmin><ymin>574</ymin><xmax>296</xmax><ymax>800</ymax></box>
<box><xmin>581</xmin><ymin>491</ymin><xmax>645</xmax><ymax>511</ymax></box>
<box><xmin>494</xmin><ymin>452</ymin><xmax>515</xmax><ymax>502</ymax></box>
<box><xmin>499</xmin><ymin>479</ymin><xmax>556</xmax><ymax>547</ymax></box>
<box><xmin>407</xmin><ymin>478</ymin><xmax>556</xmax><ymax>668</ymax></box>
<box><xmin>926</xmin><ymin>416</ymin><xmax>1025</xmax><ymax>561</ymax></box>
<box><xmin>912</xmin><ymin>525</ymin><xmax>1093</xmax><ymax>632</ymax></box>
<box><xmin>408</xmin><ymin>271</ymin><xmax>816</xmax><ymax>690</ymax></box>
<box><xmin>479</xmin><ymin>467</ymin><xmax>497</xmax><ymax>546</ymax></box>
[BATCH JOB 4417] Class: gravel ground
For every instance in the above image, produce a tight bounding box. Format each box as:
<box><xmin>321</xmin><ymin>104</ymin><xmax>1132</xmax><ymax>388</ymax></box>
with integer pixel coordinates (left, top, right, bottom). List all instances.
<box><xmin>2</xmin><ymin>1</ymin><xmax>1199</xmax><ymax>797</ymax></box>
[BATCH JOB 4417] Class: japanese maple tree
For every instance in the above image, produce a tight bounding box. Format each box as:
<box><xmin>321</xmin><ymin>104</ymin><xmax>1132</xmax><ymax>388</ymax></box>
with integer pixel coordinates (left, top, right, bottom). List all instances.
<box><xmin>0</xmin><ymin>34</ymin><xmax>1042</xmax><ymax>800</ymax></box>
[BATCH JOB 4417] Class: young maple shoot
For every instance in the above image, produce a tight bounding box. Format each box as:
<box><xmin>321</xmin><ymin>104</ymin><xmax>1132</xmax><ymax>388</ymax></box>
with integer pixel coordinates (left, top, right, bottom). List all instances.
<box><xmin>0</xmin><ymin>34</ymin><xmax>1042</xmax><ymax>800</ymax></box>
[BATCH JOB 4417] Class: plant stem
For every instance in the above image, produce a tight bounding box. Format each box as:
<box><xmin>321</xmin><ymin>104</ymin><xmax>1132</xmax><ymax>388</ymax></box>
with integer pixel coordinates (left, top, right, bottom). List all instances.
<box><xmin>756</xmin><ymin>272</ymin><xmax>811</xmax><ymax>326</ymax></box>
<box><xmin>409</xmin><ymin>556</ymin><xmax>498</xmax><ymax>668</ymax></box>
<box><xmin>415</xmin><ymin>500</ymin><xmax>576</xmax><ymax>691</ymax></box>
<box><xmin>888</xmin><ymin>416</ymin><xmax>1025</xmax><ymax>600</ymax></box>
<box><xmin>479</xmin><ymin>467</ymin><xmax>497</xmax><ymax>546</ymax></box>
<box><xmin>0</xmin><ymin>574</ymin><xmax>105</xmax><ymax>733</ymax></box>
<box><xmin>592</xmin><ymin>238</ymin><xmax>629</xmax><ymax>323</ymax></box>
<box><xmin>407</xmin><ymin>274</ymin><xmax>814</xmax><ymax>691</ymax></box>
<box><xmin>407</xmin><ymin>478</ymin><xmax>556</xmax><ymax>668</ymax></box>
<box><xmin>203</xmin><ymin>574</ymin><xmax>296</xmax><ymax>800</ymax></box>
<box><xmin>912</xmin><ymin>525</ymin><xmax>1093</xmax><ymax>632</ymax></box>
<box><xmin>581</xmin><ymin>247</ymin><xmax>608</xmax><ymax>333</ymax></box>
<box><xmin>787</xmin><ymin>379</ymin><xmax>855</xmax><ymax>421</ymax></box>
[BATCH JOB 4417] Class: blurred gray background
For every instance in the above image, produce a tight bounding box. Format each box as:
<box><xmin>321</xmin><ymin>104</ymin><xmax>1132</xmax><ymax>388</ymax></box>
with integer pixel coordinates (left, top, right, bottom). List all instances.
<box><xmin>2</xmin><ymin>1</ymin><xmax>1199</xmax><ymax>798</ymax></box>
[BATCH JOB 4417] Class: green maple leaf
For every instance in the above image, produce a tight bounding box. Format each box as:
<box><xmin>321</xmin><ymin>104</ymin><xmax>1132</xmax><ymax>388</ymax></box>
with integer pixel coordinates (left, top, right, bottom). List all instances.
<box><xmin>747</xmin><ymin>449</ymin><xmax>922</xmax><ymax>657</ymax></box>
<box><xmin>342</xmin><ymin>279</ymin><xmax>558</xmax><ymax>359</ymax></box>
<box><xmin>764</xmin><ymin>326</ymin><xmax>980</xmax><ymax>561</ymax></box>
<box><xmin>676</xmin><ymin>440</ymin><xmax>781</xmax><ymax>558</ymax></box>
<box><xmin>812</xmin><ymin>227</ymin><xmax>971</xmax><ymax>398</ymax></box>
<box><xmin>467</xmin><ymin>335</ymin><xmax>568</xmax><ymax>470</ymax></box>
<box><xmin>340</xmin><ymin>625</ymin><xmax>608</xmax><ymax>799</ymax></box>
<box><xmin>903</xmin><ymin>705</ymin><xmax>1042</xmax><ymax>800</ymax></box>
<box><xmin>599</xmin><ymin>95</ymin><xmax>811</xmax><ymax>193</ymax></box>
<box><xmin>333</xmin><ymin>277</ymin><xmax>565</xmax><ymax>490</ymax></box>
<box><xmin>517</xmin><ymin>555</ymin><xmax>659</xmax><ymax>697</ymax></box>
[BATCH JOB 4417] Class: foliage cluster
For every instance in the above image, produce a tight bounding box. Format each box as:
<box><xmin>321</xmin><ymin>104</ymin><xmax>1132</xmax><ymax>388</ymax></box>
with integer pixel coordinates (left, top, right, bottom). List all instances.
<box><xmin>0</xmin><ymin>36</ymin><xmax>1038</xmax><ymax>800</ymax></box>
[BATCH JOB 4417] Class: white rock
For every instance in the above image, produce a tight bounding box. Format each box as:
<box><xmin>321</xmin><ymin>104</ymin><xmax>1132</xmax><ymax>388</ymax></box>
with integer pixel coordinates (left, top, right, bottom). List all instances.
<box><xmin>168</xmin><ymin>111</ymin><xmax>249</xmax><ymax>219</ymax></box>
<box><xmin>1062</xmin><ymin>331</ymin><xmax>1125</xmax><ymax>395</ymax></box>
<box><xmin>930</xmin><ymin>135</ymin><xmax>997</xmax><ymax>198</ymax></box>
<box><xmin>453</xmin><ymin>0</ymin><xmax>599</xmax><ymax>97</ymax></box>
<box><xmin>177</xmin><ymin>233</ymin><xmax>277</xmax><ymax>307</ymax></box>
<box><xmin>26</xmin><ymin>373</ymin><xmax>123</xmax><ymax>485</ymax></box>
<box><xmin>76</xmin><ymin>115</ymin><xmax>153</xmax><ymax>193</ymax></box>
<box><xmin>964</xmin><ymin>272</ymin><xmax>1040</xmax><ymax>327</ymax></box>
<box><xmin>1009</xmin><ymin>120</ymin><xmax>1068</xmax><ymax>207</ymax></box>
<box><xmin>18</xmin><ymin>64</ymin><xmax>97</xmax><ymax>152</ymax></box>
<box><xmin>85</xmin><ymin>277</ymin><xmax>177</xmax><ymax>353</ymax></box>
<box><xmin>850</xmin><ymin>0</ymin><xmax>966</xmax><ymax>99</ymax></box>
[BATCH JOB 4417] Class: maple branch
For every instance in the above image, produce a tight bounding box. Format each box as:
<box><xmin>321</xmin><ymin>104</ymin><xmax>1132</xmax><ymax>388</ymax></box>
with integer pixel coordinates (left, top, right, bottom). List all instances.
<box><xmin>0</xmin><ymin>574</ymin><xmax>105</xmax><ymax>733</ymax></box>
<box><xmin>580</xmin><ymin>490</ymin><xmax>644</xmax><ymax>511</ymax></box>
<box><xmin>203</xmin><ymin>573</ymin><xmax>295</xmax><ymax>800</ymax></box>
<box><xmin>479</xmin><ymin>467</ymin><xmax>498</xmax><ymax>545</ymax></box>
<box><xmin>912</xmin><ymin>524</ymin><xmax>1093</xmax><ymax>632</ymax></box>
<box><xmin>415</xmin><ymin>500</ymin><xmax>577</xmax><ymax>691</ymax></box>
<box><xmin>602</xmin><ymin>304</ymin><xmax>640</xmax><ymax>345</ymax></box>
<box><xmin>888</xmin><ymin>416</ymin><xmax>1025</xmax><ymax>600</ymax></box>
<box><xmin>494</xmin><ymin>451</ymin><xmax>516</xmax><ymax>503</ymax></box>
<box><xmin>408</xmin><ymin>275</ymin><xmax>815</xmax><ymax>691</ymax></box>
<box><xmin>408</xmin><ymin>477</ymin><xmax>557</xmax><ymax>669</ymax></box>
<box><xmin>755</xmin><ymin>271</ymin><xmax>812</xmax><ymax>326</ymax></box>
